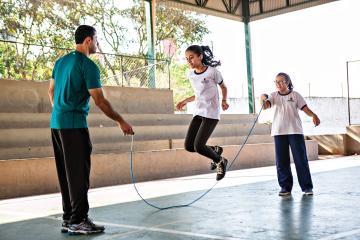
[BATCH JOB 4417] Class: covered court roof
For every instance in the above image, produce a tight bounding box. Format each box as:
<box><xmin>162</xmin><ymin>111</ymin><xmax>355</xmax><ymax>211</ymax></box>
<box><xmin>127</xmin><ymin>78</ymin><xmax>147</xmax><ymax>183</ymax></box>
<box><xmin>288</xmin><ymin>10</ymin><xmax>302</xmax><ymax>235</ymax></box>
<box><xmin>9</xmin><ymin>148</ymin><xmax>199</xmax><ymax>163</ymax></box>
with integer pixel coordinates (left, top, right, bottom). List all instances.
<box><xmin>160</xmin><ymin>0</ymin><xmax>337</xmax><ymax>21</ymax></box>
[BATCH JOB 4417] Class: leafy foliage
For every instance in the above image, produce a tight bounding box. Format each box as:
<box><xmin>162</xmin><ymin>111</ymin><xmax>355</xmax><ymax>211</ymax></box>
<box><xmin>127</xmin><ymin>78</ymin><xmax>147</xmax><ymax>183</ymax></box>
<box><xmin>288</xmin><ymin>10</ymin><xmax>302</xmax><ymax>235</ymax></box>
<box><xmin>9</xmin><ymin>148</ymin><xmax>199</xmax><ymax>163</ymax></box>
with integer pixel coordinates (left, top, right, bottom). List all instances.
<box><xmin>0</xmin><ymin>0</ymin><xmax>208</xmax><ymax>103</ymax></box>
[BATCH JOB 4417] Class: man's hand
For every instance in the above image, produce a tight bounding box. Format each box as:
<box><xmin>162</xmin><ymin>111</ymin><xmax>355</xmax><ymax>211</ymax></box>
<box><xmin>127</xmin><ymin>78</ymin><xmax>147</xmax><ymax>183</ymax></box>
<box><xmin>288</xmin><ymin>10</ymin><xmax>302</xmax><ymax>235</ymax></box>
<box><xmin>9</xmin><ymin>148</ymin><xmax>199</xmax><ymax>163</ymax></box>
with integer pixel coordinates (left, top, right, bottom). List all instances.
<box><xmin>118</xmin><ymin>120</ymin><xmax>134</xmax><ymax>135</ymax></box>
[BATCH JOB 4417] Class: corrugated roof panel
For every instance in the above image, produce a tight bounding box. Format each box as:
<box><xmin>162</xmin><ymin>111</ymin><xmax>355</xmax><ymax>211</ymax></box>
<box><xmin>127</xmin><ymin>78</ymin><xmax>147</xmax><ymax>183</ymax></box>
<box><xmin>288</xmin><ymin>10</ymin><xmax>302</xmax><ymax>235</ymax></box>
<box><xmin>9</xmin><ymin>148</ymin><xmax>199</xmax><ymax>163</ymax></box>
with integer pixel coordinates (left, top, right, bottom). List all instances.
<box><xmin>250</xmin><ymin>0</ymin><xmax>337</xmax><ymax>21</ymax></box>
<box><xmin>291</xmin><ymin>0</ymin><xmax>310</xmax><ymax>4</ymax></box>
<box><xmin>160</xmin><ymin>0</ymin><xmax>338</xmax><ymax>22</ymax></box>
<box><xmin>158</xmin><ymin>0</ymin><xmax>243</xmax><ymax>21</ymax></box>
<box><xmin>262</xmin><ymin>0</ymin><xmax>287</xmax><ymax>12</ymax></box>
<box><xmin>250</xmin><ymin>1</ymin><xmax>261</xmax><ymax>16</ymax></box>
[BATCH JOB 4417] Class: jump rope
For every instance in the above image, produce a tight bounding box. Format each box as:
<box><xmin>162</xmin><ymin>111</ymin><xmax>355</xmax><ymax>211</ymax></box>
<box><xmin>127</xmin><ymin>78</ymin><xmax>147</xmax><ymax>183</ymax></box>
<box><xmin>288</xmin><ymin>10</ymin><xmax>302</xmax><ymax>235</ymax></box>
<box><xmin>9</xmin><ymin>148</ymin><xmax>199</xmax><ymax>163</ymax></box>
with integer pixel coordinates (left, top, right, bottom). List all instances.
<box><xmin>128</xmin><ymin>102</ymin><xmax>266</xmax><ymax>210</ymax></box>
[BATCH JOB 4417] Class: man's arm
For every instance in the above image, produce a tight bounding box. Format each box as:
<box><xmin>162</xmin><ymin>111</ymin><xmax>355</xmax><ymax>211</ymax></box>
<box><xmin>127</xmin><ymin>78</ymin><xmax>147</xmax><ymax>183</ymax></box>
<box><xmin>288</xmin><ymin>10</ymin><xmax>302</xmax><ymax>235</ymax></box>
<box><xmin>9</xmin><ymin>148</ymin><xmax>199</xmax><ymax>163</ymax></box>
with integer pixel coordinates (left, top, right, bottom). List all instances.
<box><xmin>48</xmin><ymin>79</ymin><xmax>54</xmax><ymax>107</ymax></box>
<box><xmin>89</xmin><ymin>88</ymin><xmax>134</xmax><ymax>135</ymax></box>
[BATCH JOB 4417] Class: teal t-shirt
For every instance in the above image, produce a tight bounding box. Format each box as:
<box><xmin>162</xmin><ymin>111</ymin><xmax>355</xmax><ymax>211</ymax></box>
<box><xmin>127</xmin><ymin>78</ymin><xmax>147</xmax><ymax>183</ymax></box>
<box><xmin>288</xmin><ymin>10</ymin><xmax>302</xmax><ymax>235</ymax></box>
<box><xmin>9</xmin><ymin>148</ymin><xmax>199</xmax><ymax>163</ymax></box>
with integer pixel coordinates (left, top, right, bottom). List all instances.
<box><xmin>50</xmin><ymin>51</ymin><xmax>102</xmax><ymax>129</ymax></box>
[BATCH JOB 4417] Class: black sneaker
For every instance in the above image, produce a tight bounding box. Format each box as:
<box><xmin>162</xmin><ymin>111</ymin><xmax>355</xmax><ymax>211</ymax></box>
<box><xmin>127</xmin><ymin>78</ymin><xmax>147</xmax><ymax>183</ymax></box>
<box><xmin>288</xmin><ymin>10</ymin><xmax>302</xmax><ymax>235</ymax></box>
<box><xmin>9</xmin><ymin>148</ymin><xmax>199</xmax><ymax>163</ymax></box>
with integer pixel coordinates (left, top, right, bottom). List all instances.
<box><xmin>216</xmin><ymin>157</ymin><xmax>228</xmax><ymax>181</ymax></box>
<box><xmin>61</xmin><ymin>220</ymin><xmax>70</xmax><ymax>233</ymax></box>
<box><xmin>68</xmin><ymin>218</ymin><xmax>105</xmax><ymax>235</ymax></box>
<box><xmin>210</xmin><ymin>146</ymin><xmax>223</xmax><ymax>170</ymax></box>
<box><xmin>278</xmin><ymin>188</ymin><xmax>291</xmax><ymax>196</ymax></box>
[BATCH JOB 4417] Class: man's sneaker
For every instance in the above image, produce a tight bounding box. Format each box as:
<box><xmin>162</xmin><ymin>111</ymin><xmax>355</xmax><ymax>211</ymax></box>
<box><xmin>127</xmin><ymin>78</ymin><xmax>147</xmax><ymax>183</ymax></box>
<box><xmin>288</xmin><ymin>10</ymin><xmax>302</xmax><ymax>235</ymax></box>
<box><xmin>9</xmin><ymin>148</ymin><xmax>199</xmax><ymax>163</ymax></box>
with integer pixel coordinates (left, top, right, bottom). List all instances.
<box><xmin>68</xmin><ymin>218</ymin><xmax>105</xmax><ymax>235</ymax></box>
<box><xmin>303</xmin><ymin>190</ymin><xmax>314</xmax><ymax>196</ymax></box>
<box><xmin>61</xmin><ymin>220</ymin><xmax>70</xmax><ymax>233</ymax></box>
<box><xmin>210</xmin><ymin>146</ymin><xmax>223</xmax><ymax>170</ymax></box>
<box><xmin>216</xmin><ymin>157</ymin><xmax>228</xmax><ymax>181</ymax></box>
<box><xmin>278</xmin><ymin>188</ymin><xmax>291</xmax><ymax>196</ymax></box>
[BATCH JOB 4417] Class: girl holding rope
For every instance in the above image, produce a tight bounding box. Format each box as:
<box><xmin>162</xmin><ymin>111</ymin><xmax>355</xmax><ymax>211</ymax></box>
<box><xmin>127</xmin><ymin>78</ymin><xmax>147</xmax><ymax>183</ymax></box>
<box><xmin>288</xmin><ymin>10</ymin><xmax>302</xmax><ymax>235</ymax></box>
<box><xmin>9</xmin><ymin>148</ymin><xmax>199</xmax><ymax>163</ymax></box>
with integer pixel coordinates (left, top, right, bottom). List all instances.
<box><xmin>261</xmin><ymin>72</ymin><xmax>320</xmax><ymax>196</ymax></box>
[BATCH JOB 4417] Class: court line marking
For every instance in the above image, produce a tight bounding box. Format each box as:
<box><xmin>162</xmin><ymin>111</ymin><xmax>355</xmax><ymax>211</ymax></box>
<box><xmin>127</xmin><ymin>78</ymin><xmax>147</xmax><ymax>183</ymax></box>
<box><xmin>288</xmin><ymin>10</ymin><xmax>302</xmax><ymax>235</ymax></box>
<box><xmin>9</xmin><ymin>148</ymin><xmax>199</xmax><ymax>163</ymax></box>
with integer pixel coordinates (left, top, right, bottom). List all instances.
<box><xmin>318</xmin><ymin>228</ymin><xmax>360</xmax><ymax>240</ymax></box>
<box><xmin>96</xmin><ymin>221</ymin><xmax>241</xmax><ymax>240</ymax></box>
<box><xmin>105</xmin><ymin>220</ymin><xmax>187</xmax><ymax>240</ymax></box>
<box><xmin>46</xmin><ymin>216</ymin><xmax>240</xmax><ymax>240</ymax></box>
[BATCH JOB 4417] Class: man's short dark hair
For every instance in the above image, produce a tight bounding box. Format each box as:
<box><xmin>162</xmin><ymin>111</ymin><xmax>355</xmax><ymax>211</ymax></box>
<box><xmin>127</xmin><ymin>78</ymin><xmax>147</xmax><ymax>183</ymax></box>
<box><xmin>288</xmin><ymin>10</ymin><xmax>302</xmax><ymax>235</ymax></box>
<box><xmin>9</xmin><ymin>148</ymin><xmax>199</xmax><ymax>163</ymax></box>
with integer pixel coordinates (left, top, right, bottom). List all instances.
<box><xmin>75</xmin><ymin>25</ymin><xmax>96</xmax><ymax>44</ymax></box>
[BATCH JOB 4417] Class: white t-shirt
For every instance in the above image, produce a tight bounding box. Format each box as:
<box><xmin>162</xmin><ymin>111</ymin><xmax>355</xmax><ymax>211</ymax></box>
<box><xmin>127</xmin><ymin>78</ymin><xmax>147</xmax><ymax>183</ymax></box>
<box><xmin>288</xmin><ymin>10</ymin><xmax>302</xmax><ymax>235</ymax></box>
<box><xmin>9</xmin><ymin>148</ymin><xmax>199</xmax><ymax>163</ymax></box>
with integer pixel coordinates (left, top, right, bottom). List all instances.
<box><xmin>188</xmin><ymin>66</ymin><xmax>223</xmax><ymax>120</ymax></box>
<box><xmin>268</xmin><ymin>90</ymin><xmax>307</xmax><ymax>136</ymax></box>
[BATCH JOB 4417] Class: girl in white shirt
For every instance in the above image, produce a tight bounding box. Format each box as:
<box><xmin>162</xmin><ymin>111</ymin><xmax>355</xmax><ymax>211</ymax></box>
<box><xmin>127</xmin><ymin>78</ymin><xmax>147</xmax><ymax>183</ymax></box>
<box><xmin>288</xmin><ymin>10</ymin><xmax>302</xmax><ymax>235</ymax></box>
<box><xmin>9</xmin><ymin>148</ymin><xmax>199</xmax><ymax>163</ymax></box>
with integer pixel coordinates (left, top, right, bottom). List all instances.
<box><xmin>260</xmin><ymin>72</ymin><xmax>320</xmax><ymax>196</ymax></box>
<box><xmin>176</xmin><ymin>45</ymin><xmax>229</xmax><ymax>181</ymax></box>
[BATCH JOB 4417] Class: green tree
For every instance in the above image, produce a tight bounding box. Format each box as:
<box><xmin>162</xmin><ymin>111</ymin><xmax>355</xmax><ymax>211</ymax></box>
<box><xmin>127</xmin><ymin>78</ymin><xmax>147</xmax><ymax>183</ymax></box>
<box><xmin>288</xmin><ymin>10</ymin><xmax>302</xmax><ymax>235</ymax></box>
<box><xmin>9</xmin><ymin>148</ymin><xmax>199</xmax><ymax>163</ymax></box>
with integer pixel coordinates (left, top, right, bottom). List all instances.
<box><xmin>119</xmin><ymin>1</ymin><xmax>208</xmax><ymax>97</ymax></box>
<box><xmin>0</xmin><ymin>42</ymin><xmax>16</xmax><ymax>78</ymax></box>
<box><xmin>0</xmin><ymin>0</ymin><xmax>209</xmax><ymax>97</ymax></box>
<box><xmin>170</xmin><ymin>62</ymin><xmax>194</xmax><ymax>109</ymax></box>
<box><xmin>85</xmin><ymin>0</ymin><xmax>129</xmax><ymax>85</ymax></box>
<box><xmin>0</xmin><ymin>0</ymin><xmax>83</xmax><ymax>80</ymax></box>
<box><xmin>120</xmin><ymin>0</ymin><xmax>209</xmax><ymax>58</ymax></box>
<box><xmin>86</xmin><ymin>0</ymin><xmax>209</xmax><ymax>88</ymax></box>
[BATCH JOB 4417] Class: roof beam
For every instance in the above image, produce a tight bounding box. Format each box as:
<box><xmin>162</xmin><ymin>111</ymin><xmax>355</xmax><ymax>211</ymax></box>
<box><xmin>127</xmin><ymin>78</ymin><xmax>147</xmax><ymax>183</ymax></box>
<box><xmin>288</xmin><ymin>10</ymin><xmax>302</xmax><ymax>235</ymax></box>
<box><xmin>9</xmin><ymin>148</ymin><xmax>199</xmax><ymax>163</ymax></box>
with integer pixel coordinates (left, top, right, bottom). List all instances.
<box><xmin>259</xmin><ymin>0</ymin><xmax>264</xmax><ymax>14</ymax></box>
<box><xmin>242</xmin><ymin>0</ymin><xmax>250</xmax><ymax>23</ymax></box>
<box><xmin>195</xmin><ymin>0</ymin><xmax>208</xmax><ymax>7</ymax></box>
<box><xmin>233</xmin><ymin>0</ymin><xmax>241</xmax><ymax>14</ymax></box>
<box><xmin>222</xmin><ymin>0</ymin><xmax>241</xmax><ymax>14</ymax></box>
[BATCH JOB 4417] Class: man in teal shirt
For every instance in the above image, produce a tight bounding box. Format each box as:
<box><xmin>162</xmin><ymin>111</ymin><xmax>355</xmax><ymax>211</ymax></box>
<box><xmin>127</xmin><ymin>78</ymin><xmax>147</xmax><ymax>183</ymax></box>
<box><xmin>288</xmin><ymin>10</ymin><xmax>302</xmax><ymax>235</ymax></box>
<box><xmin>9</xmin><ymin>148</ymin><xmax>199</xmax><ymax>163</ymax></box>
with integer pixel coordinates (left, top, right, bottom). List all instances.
<box><xmin>48</xmin><ymin>25</ymin><xmax>133</xmax><ymax>235</ymax></box>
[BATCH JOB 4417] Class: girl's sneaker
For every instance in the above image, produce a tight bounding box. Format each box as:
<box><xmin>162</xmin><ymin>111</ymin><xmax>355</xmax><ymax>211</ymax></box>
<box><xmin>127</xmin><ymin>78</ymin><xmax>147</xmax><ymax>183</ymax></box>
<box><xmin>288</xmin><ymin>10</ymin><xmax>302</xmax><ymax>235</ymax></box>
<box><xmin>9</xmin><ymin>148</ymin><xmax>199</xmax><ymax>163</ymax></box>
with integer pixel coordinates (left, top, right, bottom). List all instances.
<box><xmin>278</xmin><ymin>188</ymin><xmax>291</xmax><ymax>196</ymax></box>
<box><xmin>303</xmin><ymin>190</ymin><xmax>314</xmax><ymax>196</ymax></box>
<box><xmin>210</xmin><ymin>146</ymin><xmax>223</xmax><ymax>170</ymax></box>
<box><xmin>216</xmin><ymin>157</ymin><xmax>228</xmax><ymax>181</ymax></box>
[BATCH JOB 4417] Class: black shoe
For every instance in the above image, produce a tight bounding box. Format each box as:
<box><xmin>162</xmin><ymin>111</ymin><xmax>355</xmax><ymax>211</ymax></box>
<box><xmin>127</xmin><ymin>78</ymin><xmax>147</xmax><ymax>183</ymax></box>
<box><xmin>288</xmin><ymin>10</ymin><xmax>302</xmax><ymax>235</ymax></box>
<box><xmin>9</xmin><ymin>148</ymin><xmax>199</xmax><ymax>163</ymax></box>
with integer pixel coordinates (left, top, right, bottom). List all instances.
<box><xmin>61</xmin><ymin>220</ymin><xmax>70</xmax><ymax>233</ymax></box>
<box><xmin>210</xmin><ymin>146</ymin><xmax>223</xmax><ymax>170</ymax></box>
<box><xmin>68</xmin><ymin>218</ymin><xmax>105</xmax><ymax>235</ymax></box>
<box><xmin>210</xmin><ymin>162</ymin><xmax>217</xmax><ymax>171</ymax></box>
<box><xmin>216</xmin><ymin>157</ymin><xmax>228</xmax><ymax>181</ymax></box>
<box><xmin>279</xmin><ymin>188</ymin><xmax>291</xmax><ymax>196</ymax></box>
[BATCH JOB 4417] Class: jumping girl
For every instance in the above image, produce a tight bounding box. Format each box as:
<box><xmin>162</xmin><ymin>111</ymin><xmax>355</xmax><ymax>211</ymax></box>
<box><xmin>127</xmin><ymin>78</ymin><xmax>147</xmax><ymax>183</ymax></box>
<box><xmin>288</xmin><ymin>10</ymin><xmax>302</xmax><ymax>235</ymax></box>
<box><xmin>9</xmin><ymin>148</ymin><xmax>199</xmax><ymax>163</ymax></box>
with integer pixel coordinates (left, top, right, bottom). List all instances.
<box><xmin>260</xmin><ymin>72</ymin><xmax>320</xmax><ymax>196</ymax></box>
<box><xmin>176</xmin><ymin>45</ymin><xmax>229</xmax><ymax>181</ymax></box>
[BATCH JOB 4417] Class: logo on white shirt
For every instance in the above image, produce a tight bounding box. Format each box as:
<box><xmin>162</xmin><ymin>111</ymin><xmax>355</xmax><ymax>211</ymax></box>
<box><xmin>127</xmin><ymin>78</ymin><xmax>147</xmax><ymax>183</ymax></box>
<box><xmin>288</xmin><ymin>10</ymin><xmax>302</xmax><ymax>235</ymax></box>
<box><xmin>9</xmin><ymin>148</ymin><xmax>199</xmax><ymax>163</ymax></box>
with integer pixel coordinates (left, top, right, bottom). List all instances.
<box><xmin>201</xmin><ymin>78</ymin><xmax>210</xmax><ymax>84</ymax></box>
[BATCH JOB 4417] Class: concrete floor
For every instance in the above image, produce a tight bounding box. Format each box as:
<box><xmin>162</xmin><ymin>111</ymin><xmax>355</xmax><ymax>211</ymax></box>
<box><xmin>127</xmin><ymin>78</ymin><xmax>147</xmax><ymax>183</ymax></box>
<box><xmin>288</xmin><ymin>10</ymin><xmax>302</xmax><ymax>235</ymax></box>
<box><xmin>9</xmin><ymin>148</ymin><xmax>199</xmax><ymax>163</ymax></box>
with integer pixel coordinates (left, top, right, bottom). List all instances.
<box><xmin>1</xmin><ymin>156</ymin><xmax>360</xmax><ymax>240</ymax></box>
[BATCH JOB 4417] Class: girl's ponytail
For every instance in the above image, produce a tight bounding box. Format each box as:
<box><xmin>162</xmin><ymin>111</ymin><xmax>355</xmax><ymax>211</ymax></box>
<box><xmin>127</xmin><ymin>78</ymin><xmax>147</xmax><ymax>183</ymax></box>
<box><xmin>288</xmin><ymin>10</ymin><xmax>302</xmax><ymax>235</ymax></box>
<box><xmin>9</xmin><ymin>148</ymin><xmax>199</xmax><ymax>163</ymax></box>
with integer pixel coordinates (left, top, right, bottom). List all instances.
<box><xmin>200</xmin><ymin>46</ymin><xmax>221</xmax><ymax>67</ymax></box>
<box><xmin>186</xmin><ymin>45</ymin><xmax>221</xmax><ymax>67</ymax></box>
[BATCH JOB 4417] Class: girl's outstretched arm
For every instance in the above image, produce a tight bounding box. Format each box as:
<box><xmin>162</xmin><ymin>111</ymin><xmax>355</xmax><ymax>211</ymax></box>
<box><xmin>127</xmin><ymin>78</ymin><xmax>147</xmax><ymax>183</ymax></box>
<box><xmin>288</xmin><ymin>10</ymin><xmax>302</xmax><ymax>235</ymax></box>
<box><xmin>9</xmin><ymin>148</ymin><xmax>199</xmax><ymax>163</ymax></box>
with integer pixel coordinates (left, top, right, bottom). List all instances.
<box><xmin>302</xmin><ymin>106</ymin><xmax>320</xmax><ymax>126</ymax></box>
<box><xmin>176</xmin><ymin>95</ymin><xmax>195</xmax><ymax>111</ymax></box>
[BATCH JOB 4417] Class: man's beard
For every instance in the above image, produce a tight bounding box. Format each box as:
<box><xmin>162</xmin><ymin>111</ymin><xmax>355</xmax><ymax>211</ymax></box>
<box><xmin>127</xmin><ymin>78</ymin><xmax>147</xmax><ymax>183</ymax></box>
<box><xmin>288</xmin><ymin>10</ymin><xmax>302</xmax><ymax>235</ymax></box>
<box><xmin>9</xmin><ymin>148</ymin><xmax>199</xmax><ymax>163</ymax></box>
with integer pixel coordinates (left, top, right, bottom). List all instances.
<box><xmin>89</xmin><ymin>46</ymin><xmax>96</xmax><ymax>54</ymax></box>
